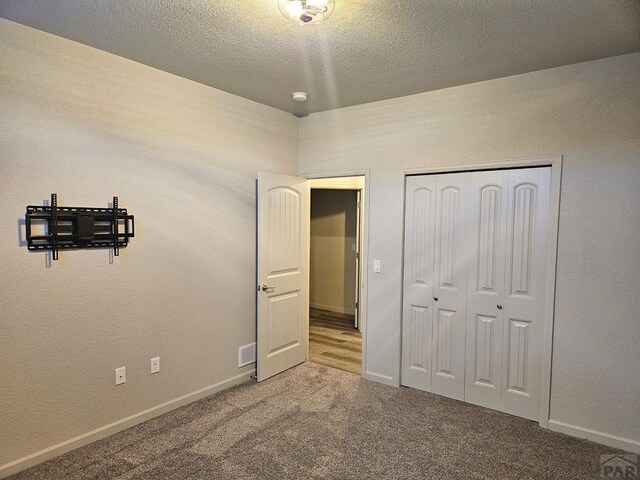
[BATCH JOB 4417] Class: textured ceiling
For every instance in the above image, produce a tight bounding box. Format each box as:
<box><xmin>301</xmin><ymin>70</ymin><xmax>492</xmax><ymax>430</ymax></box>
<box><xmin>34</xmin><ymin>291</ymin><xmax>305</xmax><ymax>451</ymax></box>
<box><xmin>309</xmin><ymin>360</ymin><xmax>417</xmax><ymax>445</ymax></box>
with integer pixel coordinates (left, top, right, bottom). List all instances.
<box><xmin>1</xmin><ymin>0</ymin><xmax>639</xmax><ymax>114</ymax></box>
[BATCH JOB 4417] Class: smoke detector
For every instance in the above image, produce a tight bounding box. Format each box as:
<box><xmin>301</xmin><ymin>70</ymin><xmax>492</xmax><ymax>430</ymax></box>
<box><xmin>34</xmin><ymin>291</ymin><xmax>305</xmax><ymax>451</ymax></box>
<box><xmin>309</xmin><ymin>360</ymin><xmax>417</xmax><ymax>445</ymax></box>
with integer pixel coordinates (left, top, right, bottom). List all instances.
<box><xmin>292</xmin><ymin>92</ymin><xmax>308</xmax><ymax>102</ymax></box>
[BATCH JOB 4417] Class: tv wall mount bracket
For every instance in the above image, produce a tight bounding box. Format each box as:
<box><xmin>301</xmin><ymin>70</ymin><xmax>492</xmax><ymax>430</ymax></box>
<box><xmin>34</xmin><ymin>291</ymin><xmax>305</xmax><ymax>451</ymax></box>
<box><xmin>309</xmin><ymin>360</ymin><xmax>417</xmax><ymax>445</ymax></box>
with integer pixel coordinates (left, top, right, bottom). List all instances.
<box><xmin>25</xmin><ymin>193</ymin><xmax>135</xmax><ymax>260</ymax></box>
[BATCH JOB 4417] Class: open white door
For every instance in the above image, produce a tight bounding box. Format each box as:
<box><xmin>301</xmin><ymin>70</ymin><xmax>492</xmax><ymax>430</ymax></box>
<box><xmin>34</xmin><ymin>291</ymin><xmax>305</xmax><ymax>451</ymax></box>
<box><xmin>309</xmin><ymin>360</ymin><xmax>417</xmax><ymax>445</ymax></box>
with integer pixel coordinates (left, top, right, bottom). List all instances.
<box><xmin>257</xmin><ymin>172</ymin><xmax>310</xmax><ymax>381</ymax></box>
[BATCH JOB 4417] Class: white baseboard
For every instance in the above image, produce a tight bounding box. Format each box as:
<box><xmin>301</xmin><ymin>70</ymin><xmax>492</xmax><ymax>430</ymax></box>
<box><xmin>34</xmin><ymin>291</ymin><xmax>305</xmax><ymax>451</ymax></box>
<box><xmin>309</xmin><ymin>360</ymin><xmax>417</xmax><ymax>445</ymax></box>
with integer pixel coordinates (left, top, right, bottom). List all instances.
<box><xmin>548</xmin><ymin>420</ymin><xmax>640</xmax><ymax>454</ymax></box>
<box><xmin>365</xmin><ymin>370</ymin><xmax>397</xmax><ymax>387</ymax></box>
<box><xmin>310</xmin><ymin>302</ymin><xmax>355</xmax><ymax>315</ymax></box>
<box><xmin>0</xmin><ymin>370</ymin><xmax>254</xmax><ymax>479</ymax></box>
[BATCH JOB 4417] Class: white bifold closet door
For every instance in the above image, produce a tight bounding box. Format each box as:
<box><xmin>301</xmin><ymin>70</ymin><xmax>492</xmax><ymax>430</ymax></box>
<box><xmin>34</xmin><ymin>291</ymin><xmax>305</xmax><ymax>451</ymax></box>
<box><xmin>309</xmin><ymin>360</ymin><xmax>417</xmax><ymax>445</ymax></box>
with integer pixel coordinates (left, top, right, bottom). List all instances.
<box><xmin>463</xmin><ymin>169</ymin><xmax>509</xmax><ymax>410</ymax></box>
<box><xmin>402</xmin><ymin>167</ymin><xmax>551</xmax><ymax>421</ymax></box>
<box><xmin>401</xmin><ymin>174</ymin><xmax>436</xmax><ymax>392</ymax></box>
<box><xmin>402</xmin><ymin>173</ymin><xmax>470</xmax><ymax>401</ymax></box>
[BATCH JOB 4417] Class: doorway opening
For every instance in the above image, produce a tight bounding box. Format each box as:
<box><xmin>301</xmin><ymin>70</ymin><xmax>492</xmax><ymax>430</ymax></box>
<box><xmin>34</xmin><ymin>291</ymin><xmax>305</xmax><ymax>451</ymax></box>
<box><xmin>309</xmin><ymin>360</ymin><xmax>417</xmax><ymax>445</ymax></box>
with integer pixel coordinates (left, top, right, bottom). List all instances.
<box><xmin>308</xmin><ymin>177</ymin><xmax>364</xmax><ymax>375</ymax></box>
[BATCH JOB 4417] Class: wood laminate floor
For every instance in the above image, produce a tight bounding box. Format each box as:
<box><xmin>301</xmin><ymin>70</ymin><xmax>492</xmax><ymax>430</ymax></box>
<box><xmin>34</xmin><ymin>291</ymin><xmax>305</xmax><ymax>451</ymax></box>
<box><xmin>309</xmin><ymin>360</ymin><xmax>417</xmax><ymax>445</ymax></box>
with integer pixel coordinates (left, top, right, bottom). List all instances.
<box><xmin>309</xmin><ymin>308</ymin><xmax>361</xmax><ymax>375</ymax></box>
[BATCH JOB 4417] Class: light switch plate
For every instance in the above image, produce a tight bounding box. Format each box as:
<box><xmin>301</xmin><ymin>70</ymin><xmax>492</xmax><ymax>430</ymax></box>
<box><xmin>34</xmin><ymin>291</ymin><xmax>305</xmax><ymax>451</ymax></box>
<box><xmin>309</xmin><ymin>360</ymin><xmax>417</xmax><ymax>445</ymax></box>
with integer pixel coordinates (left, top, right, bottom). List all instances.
<box><xmin>115</xmin><ymin>366</ymin><xmax>126</xmax><ymax>385</ymax></box>
<box><xmin>150</xmin><ymin>357</ymin><xmax>160</xmax><ymax>374</ymax></box>
<box><xmin>373</xmin><ymin>259</ymin><xmax>381</xmax><ymax>273</ymax></box>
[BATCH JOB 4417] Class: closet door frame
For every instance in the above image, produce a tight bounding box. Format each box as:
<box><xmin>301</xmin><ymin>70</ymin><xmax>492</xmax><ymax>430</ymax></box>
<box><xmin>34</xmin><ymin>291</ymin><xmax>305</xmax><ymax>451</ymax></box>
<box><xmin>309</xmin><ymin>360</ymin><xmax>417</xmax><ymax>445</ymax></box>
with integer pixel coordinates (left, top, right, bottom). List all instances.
<box><xmin>400</xmin><ymin>155</ymin><xmax>562</xmax><ymax>429</ymax></box>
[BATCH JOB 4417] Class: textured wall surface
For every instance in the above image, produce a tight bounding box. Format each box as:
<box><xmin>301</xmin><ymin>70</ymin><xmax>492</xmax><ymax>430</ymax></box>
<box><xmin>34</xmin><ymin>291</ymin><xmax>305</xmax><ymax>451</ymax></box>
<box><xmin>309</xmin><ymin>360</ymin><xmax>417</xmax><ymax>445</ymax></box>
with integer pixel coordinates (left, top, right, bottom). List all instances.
<box><xmin>299</xmin><ymin>53</ymin><xmax>640</xmax><ymax>444</ymax></box>
<box><xmin>310</xmin><ymin>189</ymin><xmax>358</xmax><ymax>314</ymax></box>
<box><xmin>0</xmin><ymin>19</ymin><xmax>298</xmax><ymax>466</ymax></box>
<box><xmin>1</xmin><ymin>0</ymin><xmax>639</xmax><ymax>113</ymax></box>
<box><xmin>2</xmin><ymin>13</ymin><xmax>640</xmax><ymax>471</ymax></box>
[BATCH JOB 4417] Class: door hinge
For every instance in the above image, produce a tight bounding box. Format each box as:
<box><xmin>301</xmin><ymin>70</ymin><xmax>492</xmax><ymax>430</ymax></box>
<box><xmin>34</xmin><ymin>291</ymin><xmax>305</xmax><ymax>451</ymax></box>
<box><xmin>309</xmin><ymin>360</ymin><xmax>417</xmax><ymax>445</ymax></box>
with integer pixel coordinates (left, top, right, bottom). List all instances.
<box><xmin>355</xmin><ymin>302</ymin><xmax>359</xmax><ymax>309</ymax></box>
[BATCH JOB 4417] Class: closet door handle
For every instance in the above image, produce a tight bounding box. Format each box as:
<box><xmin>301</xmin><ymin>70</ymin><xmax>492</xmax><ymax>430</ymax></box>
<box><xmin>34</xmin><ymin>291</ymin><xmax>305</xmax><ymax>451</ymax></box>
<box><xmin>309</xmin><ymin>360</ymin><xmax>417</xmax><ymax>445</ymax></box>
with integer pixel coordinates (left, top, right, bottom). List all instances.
<box><xmin>497</xmin><ymin>304</ymin><xmax>502</xmax><ymax>310</ymax></box>
<box><xmin>433</xmin><ymin>297</ymin><xmax>438</xmax><ymax>302</ymax></box>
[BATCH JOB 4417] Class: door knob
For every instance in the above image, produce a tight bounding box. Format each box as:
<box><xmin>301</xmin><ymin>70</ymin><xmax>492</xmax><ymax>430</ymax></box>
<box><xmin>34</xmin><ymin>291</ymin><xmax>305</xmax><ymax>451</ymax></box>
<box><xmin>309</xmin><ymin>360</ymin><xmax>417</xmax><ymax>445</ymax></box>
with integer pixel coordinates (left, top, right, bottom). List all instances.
<box><xmin>433</xmin><ymin>297</ymin><xmax>438</xmax><ymax>302</ymax></box>
<box><xmin>497</xmin><ymin>304</ymin><xmax>502</xmax><ymax>310</ymax></box>
<box><xmin>261</xmin><ymin>284</ymin><xmax>275</xmax><ymax>293</ymax></box>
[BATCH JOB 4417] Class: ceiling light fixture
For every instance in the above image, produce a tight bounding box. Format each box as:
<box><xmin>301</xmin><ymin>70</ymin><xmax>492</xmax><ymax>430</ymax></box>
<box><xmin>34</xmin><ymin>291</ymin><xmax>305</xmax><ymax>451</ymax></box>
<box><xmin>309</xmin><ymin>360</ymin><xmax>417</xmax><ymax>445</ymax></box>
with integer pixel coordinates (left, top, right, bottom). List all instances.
<box><xmin>278</xmin><ymin>0</ymin><xmax>335</xmax><ymax>25</ymax></box>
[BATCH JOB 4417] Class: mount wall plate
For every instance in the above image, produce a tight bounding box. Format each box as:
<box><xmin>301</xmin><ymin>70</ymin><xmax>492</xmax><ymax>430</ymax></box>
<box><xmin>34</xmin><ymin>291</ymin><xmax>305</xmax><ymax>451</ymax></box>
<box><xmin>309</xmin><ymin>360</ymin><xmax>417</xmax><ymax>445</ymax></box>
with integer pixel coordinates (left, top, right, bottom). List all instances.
<box><xmin>25</xmin><ymin>193</ymin><xmax>135</xmax><ymax>260</ymax></box>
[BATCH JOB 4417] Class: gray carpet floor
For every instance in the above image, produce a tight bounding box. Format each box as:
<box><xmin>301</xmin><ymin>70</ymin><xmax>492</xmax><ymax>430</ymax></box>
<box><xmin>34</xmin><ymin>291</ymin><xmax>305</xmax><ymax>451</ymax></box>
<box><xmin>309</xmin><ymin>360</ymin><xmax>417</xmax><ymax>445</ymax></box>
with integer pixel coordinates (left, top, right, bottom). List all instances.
<box><xmin>10</xmin><ymin>363</ymin><xmax>624</xmax><ymax>479</ymax></box>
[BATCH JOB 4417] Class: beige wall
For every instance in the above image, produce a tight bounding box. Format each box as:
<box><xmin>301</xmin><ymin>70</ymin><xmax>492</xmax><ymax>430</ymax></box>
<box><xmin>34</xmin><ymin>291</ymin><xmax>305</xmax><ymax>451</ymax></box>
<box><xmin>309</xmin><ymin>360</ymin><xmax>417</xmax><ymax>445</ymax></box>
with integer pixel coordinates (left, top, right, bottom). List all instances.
<box><xmin>299</xmin><ymin>53</ymin><xmax>640</xmax><ymax>449</ymax></box>
<box><xmin>0</xmin><ymin>19</ymin><xmax>298</xmax><ymax>469</ymax></box>
<box><xmin>310</xmin><ymin>189</ymin><xmax>358</xmax><ymax>315</ymax></box>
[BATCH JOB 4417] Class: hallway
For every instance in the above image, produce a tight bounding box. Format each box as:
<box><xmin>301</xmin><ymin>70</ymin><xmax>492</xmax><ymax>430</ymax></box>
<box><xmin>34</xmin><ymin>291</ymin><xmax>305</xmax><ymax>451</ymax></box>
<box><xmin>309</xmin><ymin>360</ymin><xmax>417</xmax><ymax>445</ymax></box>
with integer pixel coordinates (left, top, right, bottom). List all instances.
<box><xmin>309</xmin><ymin>308</ymin><xmax>361</xmax><ymax>375</ymax></box>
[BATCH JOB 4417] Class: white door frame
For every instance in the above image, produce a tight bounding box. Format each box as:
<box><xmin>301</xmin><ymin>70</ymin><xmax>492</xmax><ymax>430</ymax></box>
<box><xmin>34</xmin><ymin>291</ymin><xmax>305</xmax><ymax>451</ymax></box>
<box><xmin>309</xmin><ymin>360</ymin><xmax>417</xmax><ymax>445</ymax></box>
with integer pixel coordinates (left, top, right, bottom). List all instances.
<box><xmin>400</xmin><ymin>156</ymin><xmax>562</xmax><ymax>428</ymax></box>
<box><xmin>309</xmin><ymin>176</ymin><xmax>364</xmax><ymax>328</ymax></box>
<box><xmin>302</xmin><ymin>169</ymin><xmax>370</xmax><ymax>379</ymax></box>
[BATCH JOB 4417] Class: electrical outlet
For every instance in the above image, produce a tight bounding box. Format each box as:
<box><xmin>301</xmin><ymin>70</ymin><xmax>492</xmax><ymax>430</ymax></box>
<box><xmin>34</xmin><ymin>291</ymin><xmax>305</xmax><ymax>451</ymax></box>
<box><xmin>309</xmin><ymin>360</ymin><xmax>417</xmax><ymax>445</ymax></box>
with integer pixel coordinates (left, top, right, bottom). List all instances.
<box><xmin>150</xmin><ymin>357</ymin><xmax>160</xmax><ymax>374</ymax></box>
<box><xmin>115</xmin><ymin>366</ymin><xmax>126</xmax><ymax>385</ymax></box>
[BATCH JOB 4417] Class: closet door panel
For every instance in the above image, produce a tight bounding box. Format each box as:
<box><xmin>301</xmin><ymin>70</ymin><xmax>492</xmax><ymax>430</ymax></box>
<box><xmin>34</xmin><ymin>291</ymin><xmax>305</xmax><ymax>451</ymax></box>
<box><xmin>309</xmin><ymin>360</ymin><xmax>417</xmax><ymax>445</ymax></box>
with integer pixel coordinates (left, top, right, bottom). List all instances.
<box><xmin>402</xmin><ymin>166</ymin><xmax>552</xmax><ymax>423</ymax></box>
<box><xmin>501</xmin><ymin>167</ymin><xmax>551</xmax><ymax>421</ymax></box>
<box><xmin>464</xmin><ymin>170</ymin><xmax>508</xmax><ymax>410</ymax></box>
<box><xmin>401</xmin><ymin>176</ymin><xmax>437</xmax><ymax>390</ymax></box>
<box><xmin>431</xmin><ymin>173</ymin><xmax>470</xmax><ymax>401</ymax></box>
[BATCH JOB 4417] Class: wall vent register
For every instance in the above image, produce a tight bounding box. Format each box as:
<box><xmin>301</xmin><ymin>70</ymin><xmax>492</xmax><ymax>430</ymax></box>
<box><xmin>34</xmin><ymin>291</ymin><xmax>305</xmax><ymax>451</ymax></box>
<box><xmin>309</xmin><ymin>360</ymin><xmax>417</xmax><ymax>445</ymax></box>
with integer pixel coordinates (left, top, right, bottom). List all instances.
<box><xmin>25</xmin><ymin>193</ymin><xmax>135</xmax><ymax>260</ymax></box>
